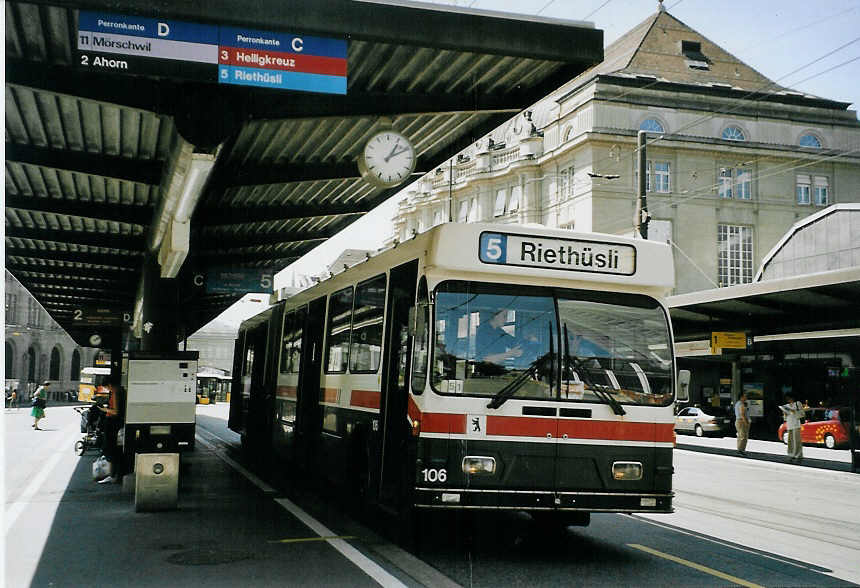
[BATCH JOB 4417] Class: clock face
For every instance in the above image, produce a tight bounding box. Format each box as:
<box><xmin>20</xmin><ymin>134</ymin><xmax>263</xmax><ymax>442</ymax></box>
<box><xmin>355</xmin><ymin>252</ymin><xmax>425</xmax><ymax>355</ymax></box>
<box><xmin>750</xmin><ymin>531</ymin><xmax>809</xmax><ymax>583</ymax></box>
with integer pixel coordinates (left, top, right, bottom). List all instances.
<box><xmin>360</xmin><ymin>130</ymin><xmax>416</xmax><ymax>188</ymax></box>
<box><xmin>89</xmin><ymin>334</ymin><xmax>102</xmax><ymax>346</ymax></box>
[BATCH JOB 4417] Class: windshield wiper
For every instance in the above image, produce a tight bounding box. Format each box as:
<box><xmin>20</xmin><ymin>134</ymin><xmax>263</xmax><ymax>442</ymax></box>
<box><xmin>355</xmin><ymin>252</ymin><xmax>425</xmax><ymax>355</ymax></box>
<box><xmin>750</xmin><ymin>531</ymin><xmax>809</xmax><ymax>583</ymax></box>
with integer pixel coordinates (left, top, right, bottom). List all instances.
<box><xmin>486</xmin><ymin>351</ymin><xmax>551</xmax><ymax>409</ymax></box>
<box><xmin>563</xmin><ymin>323</ymin><xmax>626</xmax><ymax>416</ymax></box>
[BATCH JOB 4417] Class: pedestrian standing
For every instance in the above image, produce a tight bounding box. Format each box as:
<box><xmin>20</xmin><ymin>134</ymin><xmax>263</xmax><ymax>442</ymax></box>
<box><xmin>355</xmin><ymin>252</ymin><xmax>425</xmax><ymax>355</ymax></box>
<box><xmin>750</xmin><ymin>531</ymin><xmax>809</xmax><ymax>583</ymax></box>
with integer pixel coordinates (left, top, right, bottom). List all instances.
<box><xmin>31</xmin><ymin>381</ymin><xmax>50</xmax><ymax>430</ymax></box>
<box><xmin>734</xmin><ymin>391</ymin><xmax>750</xmax><ymax>456</ymax></box>
<box><xmin>6</xmin><ymin>388</ymin><xmax>18</xmax><ymax>410</ymax></box>
<box><xmin>779</xmin><ymin>393</ymin><xmax>805</xmax><ymax>463</ymax></box>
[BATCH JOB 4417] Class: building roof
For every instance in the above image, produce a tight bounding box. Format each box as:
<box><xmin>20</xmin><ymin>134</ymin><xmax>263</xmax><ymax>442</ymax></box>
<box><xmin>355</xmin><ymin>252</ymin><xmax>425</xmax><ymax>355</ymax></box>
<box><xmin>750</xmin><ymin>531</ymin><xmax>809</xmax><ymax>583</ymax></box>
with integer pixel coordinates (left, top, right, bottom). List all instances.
<box><xmin>556</xmin><ymin>8</ymin><xmax>853</xmax><ymax>110</ymax></box>
<box><xmin>755</xmin><ymin>204</ymin><xmax>860</xmax><ymax>282</ymax></box>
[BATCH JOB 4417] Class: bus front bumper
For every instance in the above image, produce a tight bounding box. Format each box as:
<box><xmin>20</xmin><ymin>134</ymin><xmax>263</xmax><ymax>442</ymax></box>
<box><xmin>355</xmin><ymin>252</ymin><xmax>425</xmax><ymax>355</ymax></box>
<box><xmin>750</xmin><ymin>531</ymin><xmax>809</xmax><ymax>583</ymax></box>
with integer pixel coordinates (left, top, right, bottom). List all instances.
<box><xmin>414</xmin><ymin>488</ymin><xmax>673</xmax><ymax>513</ymax></box>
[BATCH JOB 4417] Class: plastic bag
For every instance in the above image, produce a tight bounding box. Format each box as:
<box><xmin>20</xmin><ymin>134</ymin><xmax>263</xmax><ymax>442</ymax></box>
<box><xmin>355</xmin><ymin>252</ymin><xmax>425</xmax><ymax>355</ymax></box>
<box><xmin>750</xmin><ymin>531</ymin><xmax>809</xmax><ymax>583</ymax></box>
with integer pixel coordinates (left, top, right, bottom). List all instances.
<box><xmin>92</xmin><ymin>455</ymin><xmax>113</xmax><ymax>481</ymax></box>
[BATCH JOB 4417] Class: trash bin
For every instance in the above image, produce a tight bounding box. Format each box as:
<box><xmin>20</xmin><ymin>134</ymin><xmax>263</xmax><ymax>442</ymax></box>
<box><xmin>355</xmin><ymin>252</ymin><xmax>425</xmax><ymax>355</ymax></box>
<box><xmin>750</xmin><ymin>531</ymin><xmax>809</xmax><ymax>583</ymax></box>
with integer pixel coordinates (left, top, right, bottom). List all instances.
<box><xmin>134</xmin><ymin>453</ymin><xmax>179</xmax><ymax>512</ymax></box>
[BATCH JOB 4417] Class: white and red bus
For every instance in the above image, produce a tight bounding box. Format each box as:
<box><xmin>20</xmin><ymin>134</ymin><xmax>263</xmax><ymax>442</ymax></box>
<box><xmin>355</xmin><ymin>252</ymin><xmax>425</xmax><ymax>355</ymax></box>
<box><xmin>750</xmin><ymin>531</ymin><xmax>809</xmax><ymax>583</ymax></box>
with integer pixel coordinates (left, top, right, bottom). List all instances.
<box><xmin>229</xmin><ymin>222</ymin><xmax>680</xmax><ymax>527</ymax></box>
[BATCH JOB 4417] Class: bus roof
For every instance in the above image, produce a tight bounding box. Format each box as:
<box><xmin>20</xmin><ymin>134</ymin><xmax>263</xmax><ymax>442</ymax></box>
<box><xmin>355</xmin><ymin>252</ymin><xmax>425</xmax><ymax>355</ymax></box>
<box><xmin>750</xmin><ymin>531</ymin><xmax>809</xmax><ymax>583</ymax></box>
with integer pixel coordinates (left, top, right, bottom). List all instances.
<box><xmin>250</xmin><ymin>223</ymin><xmax>674</xmax><ymax>330</ymax></box>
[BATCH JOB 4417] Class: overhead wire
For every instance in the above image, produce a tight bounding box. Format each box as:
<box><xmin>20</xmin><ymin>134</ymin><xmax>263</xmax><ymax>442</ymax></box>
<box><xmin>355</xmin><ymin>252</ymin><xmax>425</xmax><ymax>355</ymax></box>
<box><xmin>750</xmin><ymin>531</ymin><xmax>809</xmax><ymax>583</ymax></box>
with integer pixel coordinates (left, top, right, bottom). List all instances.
<box><xmin>583</xmin><ymin>0</ymin><xmax>614</xmax><ymax>21</ymax></box>
<box><xmin>411</xmin><ymin>1</ymin><xmax>859</xmax><ymax>246</ymax></box>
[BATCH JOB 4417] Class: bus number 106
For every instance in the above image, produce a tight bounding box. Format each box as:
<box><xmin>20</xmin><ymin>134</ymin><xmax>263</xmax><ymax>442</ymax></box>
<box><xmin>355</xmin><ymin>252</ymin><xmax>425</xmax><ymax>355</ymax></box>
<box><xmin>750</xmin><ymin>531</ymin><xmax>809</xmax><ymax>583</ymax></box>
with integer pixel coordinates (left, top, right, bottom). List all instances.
<box><xmin>421</xmin><ymin>468</ymin><xmax>447</xmax><ymax>483</ymax></box>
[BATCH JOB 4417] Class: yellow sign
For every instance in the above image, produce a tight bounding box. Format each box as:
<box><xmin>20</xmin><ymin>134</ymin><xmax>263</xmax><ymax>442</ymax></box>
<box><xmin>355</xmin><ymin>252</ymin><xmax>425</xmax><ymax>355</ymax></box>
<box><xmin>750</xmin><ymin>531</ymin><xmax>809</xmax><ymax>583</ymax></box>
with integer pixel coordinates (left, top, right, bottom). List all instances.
<box><xmin>711</xmin><ymin>331</ymin><xmax>747</xmax><ymax>352</ymax></box>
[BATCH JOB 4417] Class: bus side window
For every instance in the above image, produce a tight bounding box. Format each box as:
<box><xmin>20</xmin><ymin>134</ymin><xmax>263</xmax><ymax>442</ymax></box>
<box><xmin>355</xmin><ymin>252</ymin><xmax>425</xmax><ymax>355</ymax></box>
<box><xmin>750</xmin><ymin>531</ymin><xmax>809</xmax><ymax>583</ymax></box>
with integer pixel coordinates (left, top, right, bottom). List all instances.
<box><xmin>349</xmin><ymin>274</ymin><xmax>386</xmax><ymax>373</ymax></box>
<box><xmin>325</xmin><ymin>286</ymin><xmax>354</xmax><ymax>373</ymax></box>
<box><xmin>280</xmin><ymin>311</ymin><xmax>294</xmax><ymax>374</ymax></box>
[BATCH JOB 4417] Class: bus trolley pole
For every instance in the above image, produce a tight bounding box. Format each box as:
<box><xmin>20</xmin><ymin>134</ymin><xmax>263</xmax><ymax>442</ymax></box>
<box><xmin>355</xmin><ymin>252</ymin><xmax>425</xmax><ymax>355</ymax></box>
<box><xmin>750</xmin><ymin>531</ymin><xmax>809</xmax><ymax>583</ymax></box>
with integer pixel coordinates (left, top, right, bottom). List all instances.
<box><xmin>634</xmin><ymin>130</ymin><xmax>650</xmax><ymax>239</ymax></box>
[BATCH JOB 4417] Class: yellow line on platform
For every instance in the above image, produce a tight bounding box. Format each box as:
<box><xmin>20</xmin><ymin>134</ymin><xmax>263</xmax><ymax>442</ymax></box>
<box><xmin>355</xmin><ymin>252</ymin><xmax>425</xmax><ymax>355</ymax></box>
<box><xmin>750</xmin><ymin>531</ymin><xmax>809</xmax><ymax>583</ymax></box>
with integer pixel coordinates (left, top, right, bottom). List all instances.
<box><xmin>627</xmin><ymin>543</ymin><xmax>765</xmax><ymax>588</ymax></box>
<box><xmin>270</xmin><ymin>536</ymin><xmax>356</xmax><ymax>544</ymax></box>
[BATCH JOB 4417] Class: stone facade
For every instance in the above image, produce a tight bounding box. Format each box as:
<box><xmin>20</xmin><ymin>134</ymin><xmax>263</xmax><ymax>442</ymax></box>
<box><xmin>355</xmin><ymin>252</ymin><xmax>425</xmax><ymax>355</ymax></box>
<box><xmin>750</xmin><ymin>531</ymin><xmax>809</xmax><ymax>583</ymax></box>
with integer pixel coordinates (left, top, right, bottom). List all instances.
<box><xmin>4</xmin><ymin>270</ymin><xmax>99</xmax><ymax>397</ymax></box>
<box><xmin>181</xmin><ymin>318</ymin><xmax>237</xmax><ymax>375</ymax></box>
<box><xmin>389</xmin><ymin>8</ymin><xmax>860</xmax><ymax>295</ymax></box>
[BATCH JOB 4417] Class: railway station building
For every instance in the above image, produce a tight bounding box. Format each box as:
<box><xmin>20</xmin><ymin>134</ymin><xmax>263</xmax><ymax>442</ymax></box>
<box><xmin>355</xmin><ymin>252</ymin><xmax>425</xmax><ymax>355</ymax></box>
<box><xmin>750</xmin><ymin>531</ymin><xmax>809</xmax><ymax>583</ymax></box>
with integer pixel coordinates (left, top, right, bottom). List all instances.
<box><xmin>388</xmin><ymin>5</ymin><xmax>860</xmax><ymax>295</ymax></box>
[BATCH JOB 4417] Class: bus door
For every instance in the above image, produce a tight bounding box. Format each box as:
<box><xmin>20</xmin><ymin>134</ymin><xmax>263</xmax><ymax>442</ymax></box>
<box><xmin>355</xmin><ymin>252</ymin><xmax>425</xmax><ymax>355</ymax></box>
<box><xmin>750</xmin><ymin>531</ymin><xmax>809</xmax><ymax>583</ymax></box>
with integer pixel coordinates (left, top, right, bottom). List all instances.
<box><xmin>296</xmin><ymin>296</ymin><xmax>326</xmax><ymax>472</ymax></box>
<box><xmin>228</xmin><ymin>333</ymin><xmax>246</xmax><ymax>432</ymax></box>
<box><xmin>245</xmin><ymin>322</ymin><xmax>270</xmax><ymax>450</ymax></box>
<box><xmin>378</xmin><ymin>260</ymin><xmax>418</xmax><ymax>508</ymax></box>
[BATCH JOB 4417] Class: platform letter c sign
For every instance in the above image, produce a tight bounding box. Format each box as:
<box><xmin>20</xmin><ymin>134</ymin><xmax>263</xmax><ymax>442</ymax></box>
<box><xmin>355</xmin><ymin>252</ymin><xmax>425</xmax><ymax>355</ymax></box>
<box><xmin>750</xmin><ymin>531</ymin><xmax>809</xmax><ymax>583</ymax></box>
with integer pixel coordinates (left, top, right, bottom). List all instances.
<box><xmin>479</xmin><ymin>233</ymin><xmax>507</xmax><ymax>264</ymax></box>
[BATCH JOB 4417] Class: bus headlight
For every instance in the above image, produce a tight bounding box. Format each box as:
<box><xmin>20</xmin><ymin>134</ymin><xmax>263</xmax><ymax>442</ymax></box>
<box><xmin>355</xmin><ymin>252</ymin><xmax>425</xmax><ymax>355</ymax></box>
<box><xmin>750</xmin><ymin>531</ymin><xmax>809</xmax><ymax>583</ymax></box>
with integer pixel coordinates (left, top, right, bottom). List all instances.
<box><xmin>462</xmin><ymin>456</ymin><xmax>496</xmax><ymax>475</ymax></box>
<box><xmin>612</xmin><ymin>461</ymin><xmax>643</xmax><ymax>481</ymax></box>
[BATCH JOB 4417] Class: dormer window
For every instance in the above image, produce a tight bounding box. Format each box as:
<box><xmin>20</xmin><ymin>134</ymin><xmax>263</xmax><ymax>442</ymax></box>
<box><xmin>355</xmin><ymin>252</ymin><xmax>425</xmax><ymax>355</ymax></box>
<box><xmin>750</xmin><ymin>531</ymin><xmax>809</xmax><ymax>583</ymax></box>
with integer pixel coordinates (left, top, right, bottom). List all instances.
<box><xmin>640</xmin><ymin>118</ymin><xmax>665</xmax><ymax>133</ymax></box>
<box><xmin>722</xmin><ymin>126</ymin><xmax>746</xmax><ymax>141</ymax></box>
<box><xmin>681</xmin><ymin>40</ymin><xmax>709</xmax><ymax>70</ymax></box>
<box><xmin>799</xmin><ymin>133</ymin><xmax>822</xmax><ymax>148</ymax></box>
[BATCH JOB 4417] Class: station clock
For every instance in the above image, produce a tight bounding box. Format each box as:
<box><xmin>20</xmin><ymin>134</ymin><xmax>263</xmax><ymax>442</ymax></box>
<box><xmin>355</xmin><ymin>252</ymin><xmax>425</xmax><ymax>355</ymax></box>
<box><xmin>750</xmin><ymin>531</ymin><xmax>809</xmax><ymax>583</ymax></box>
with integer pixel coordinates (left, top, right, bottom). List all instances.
<box><xmin>358</xmin><ymin>129</ymin><xmax>416</xmax><ymax>188</ymax></box>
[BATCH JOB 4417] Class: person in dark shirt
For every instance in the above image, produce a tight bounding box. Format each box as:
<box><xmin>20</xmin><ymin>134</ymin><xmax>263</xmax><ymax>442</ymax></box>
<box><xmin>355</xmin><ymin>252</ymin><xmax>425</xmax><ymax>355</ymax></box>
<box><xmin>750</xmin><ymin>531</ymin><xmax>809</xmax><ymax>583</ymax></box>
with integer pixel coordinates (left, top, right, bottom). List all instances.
<box><xmin>475</xmin><ymin>309</ymin><xmax>523</xmax><ymax>365</ymax></box>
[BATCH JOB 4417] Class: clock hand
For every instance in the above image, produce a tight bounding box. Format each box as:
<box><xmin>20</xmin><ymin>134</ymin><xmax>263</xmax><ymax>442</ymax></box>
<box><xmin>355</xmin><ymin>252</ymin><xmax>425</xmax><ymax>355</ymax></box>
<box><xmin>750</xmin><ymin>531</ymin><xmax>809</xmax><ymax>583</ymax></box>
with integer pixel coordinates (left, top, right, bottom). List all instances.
<box><xmin>384</xmin><ymin>142</ymin><xmax>409</xmax><ymax>162</ymax></box>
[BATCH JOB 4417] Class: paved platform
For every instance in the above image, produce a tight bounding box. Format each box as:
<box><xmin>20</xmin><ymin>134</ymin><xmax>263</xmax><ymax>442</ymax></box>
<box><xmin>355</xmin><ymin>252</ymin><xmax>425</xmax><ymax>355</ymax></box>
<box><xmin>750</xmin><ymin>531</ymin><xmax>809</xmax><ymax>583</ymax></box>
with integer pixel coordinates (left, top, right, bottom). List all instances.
<box><xmin>676</xmin><ymin>432</ymin><xmax>857</xmax><ymax>473</ymax></box>
<box><xmin>4</xmin><ymin>405</ymin><xmax>453</xmax><ymax>588</ymax></box>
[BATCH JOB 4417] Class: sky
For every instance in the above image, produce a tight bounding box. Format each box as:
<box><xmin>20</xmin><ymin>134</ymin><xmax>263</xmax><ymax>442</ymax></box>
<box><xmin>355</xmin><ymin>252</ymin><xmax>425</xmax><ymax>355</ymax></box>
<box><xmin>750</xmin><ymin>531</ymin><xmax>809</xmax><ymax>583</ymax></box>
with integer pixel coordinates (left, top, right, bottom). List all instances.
<box><xmin>214</xmin><ymin>0</ymin><xmax>860</xmax><ymax>327</ymax></box>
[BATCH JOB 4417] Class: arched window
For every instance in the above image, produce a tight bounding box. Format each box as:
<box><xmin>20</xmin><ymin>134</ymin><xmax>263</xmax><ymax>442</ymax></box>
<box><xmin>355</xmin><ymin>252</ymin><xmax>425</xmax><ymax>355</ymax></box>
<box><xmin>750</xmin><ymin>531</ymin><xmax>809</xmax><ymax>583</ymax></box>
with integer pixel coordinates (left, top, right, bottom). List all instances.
<box><xmin>71</xmin><ymin>349</ymin><xmax>81</xmax><ymax>380</ymax></box>
<box><xmin>799</xmin><ymin>133</ymin><xmax>822</xmax><ymax>148</ymax></box>
<box><xmin>50</xmin><ymin>346</ymin><xmax>61</xmax><ymax>380</ymax></box>
<box><xmin>721</xmin><ymin>126</ymin><xmax>746</xmax><ymax>141</ymax></box>
<box><xmin>5</xmin><ymin>342</ymin><xmax>14</xmax><ymax>378</ymax></box>
<box><xmin>640</xmin><ymin>118</ymin><xmax>665</xmax><ymax>133</ymax></box>
<box><xmin>27</xmin><ymin>347</ymin><xmax>36</xmax><ymax>382</ymax></box>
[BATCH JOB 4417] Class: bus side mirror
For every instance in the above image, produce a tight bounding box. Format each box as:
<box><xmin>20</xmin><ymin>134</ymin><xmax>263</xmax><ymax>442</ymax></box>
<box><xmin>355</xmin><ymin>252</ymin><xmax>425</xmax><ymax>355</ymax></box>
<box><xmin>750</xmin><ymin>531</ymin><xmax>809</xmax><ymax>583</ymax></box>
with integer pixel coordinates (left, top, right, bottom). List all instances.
<box><xmin>408</xmin><ymin>303</ymin><xmax>432</xmax><ymax>337</ymax></box>
<box><xmin>677</xmin><ymin>369</ymin><xmax>691</xmax><ymax>402</ymax></box>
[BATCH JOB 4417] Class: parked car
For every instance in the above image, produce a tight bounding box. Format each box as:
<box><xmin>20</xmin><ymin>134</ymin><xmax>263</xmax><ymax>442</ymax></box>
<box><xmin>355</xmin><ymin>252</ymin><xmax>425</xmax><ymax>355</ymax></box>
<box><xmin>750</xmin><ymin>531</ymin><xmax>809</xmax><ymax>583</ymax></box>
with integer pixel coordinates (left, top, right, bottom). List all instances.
<box><xmin>674</xmin><ymin>406</ymin><xmax>733</xmax><ymax>437</ymax></box>
<box><xmin>777</xmin><ymin>408</ymin><xmax>850</xmax><ymax>449</ymax></box>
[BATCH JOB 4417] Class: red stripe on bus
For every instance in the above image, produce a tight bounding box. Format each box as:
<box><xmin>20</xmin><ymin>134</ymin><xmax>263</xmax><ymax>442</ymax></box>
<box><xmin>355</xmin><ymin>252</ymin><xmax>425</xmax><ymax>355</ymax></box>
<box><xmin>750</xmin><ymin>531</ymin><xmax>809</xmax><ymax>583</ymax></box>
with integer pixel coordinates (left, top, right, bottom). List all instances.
<box><xmin>421</xmin><ymin>412</ymin><xmax>466</xmax><ymax>434</ymax></box>
<box><xmin>487</xmin><ymin>415</ymin><xmax>553</xmax><ymax>437</ymax></box>
<box><xmin>276</xmin><ymin>385</ymin><xmax>297</xmax><ymax>399</ymax></box>
<box><xmin>556</xmin><ymin>420</ymin><xmax>672</xmax><ymax>442</ymax></box>
<box><xmin>350</xmin><ymin>389</ymin><xmax>380</xmax><ymax>409</ymax></box>
<box><xmin>320</xmin><ymin>387</ymin><xmax>340</xmax><ymax>403</ymax></box>
<box><xmin>407</xmin><ymin>396</ymin><xmax>421</xmax><ymax>423</ymax></box>
<box><xmin>485</xmin><ymin>416</ymin><xmax>674</xmax><ymax>442</ymax></box>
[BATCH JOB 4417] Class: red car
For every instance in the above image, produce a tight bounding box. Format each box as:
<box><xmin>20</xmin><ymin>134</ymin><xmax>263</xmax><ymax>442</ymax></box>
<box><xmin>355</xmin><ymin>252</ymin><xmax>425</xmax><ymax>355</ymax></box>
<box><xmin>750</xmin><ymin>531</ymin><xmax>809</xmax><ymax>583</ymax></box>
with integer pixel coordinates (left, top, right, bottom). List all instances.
<box><xmin>778</xmin><ymin>408</ymin><xmax>850</xmax><ymax>449</ymax></box>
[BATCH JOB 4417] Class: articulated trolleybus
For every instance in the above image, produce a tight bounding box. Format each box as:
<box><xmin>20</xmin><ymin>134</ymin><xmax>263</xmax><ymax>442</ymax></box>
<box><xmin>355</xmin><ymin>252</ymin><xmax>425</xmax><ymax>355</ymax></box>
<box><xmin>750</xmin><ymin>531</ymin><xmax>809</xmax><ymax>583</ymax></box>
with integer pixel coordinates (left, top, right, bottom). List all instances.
<box><xmin>229</xmin><ymin>223</ymin><xmax>678</xmax><ymax>528</ymax></box>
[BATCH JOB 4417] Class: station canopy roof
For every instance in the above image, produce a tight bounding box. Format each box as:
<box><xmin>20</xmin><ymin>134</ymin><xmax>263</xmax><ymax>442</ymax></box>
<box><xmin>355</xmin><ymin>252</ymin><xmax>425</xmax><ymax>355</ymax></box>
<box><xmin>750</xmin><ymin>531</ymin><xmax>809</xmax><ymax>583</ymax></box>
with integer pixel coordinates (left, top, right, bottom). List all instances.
<box><xmin>5</xmin><ymin>0</ymin><xmax>603</xmax><ymax>345</ymax></box>
<box><xmin>669</xmin><ymin>268</ymin><xmax>860</xmax><ymax>343</ymax></box>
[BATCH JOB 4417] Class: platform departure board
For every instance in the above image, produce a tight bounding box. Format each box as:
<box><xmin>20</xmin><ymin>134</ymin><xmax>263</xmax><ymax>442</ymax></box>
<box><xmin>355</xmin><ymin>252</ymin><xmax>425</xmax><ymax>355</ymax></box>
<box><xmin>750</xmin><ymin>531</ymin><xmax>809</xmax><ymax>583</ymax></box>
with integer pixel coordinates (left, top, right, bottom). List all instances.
<box><xmin>77</xmin><ymin>11</ymin><xmax>348</xmax><ymax>94</ymax></box>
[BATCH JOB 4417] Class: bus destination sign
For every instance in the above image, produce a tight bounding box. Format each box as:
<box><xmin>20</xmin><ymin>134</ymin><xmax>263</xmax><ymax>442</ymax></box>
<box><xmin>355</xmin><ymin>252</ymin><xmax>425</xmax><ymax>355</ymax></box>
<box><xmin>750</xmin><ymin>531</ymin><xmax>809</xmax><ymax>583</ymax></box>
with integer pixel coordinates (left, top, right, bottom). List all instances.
<box><xmin>479</xmin><ymin>231</ymin><xmax>636</xmax><ymax>275</ymax></box>
<box><xmin>77</xmin><ymin>12</ymin><xmax>347</xmax><ymax>94</ymax></box>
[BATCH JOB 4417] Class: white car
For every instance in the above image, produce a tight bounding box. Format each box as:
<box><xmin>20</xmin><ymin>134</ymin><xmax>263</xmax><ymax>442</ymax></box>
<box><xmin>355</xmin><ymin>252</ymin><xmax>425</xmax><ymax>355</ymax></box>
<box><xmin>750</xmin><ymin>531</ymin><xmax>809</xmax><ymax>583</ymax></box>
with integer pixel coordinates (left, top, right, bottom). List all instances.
<box><xmin>674</xmin><ymin>406</ymin><xmax>733</xmax><ymax>437</ymax></box>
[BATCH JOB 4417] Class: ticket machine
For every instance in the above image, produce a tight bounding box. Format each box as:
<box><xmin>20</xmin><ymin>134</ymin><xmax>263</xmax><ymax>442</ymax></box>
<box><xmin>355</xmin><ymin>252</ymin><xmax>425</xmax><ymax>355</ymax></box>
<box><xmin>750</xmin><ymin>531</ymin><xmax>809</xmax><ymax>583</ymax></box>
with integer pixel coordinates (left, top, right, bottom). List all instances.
<box><xmin>122</xmin><ymin>351</ymin><xmax>199</xmax><ymax>456</ymax></box>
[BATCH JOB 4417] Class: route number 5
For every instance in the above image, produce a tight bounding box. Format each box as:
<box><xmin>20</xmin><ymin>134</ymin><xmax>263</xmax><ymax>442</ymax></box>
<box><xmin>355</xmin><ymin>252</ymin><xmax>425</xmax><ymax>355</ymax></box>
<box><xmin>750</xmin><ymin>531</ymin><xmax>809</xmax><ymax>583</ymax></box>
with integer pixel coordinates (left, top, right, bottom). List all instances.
<box><xmin>484</xmin><ymin>238</ymin><xmax>503</xmax><ymax>260</ymax></box>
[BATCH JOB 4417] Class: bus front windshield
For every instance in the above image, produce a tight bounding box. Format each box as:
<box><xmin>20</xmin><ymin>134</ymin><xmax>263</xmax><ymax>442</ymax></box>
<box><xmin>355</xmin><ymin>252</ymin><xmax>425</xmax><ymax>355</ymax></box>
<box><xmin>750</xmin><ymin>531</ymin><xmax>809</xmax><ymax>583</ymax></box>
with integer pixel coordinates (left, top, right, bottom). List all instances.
<box><xmin>431</xmin><ymin>281</ymin><xmax>673</xmax><ymax>407</ymax></box>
